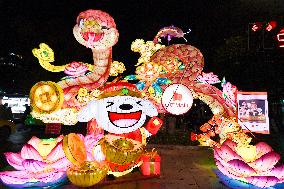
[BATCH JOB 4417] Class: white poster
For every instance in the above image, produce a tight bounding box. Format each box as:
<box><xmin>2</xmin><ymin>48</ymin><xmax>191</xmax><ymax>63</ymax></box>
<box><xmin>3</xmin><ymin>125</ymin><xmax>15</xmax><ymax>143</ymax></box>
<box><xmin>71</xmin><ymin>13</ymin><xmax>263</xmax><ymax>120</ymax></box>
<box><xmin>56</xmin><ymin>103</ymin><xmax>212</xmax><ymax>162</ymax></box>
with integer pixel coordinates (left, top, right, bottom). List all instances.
<box><xmin>237</xmin><ymin>92</ymin><xmax>269</xmax><ymax>134</ymax></box>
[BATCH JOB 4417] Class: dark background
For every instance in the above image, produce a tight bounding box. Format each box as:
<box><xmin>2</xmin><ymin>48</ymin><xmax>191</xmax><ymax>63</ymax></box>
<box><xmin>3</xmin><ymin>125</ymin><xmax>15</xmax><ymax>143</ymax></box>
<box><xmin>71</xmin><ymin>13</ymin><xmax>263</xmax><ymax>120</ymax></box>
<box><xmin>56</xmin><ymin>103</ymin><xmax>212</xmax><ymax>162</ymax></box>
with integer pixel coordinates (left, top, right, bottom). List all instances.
<box><xmin>0</xmin><ymin>0</ymin><xmax>283</xmax><ymax>97</ymax></box>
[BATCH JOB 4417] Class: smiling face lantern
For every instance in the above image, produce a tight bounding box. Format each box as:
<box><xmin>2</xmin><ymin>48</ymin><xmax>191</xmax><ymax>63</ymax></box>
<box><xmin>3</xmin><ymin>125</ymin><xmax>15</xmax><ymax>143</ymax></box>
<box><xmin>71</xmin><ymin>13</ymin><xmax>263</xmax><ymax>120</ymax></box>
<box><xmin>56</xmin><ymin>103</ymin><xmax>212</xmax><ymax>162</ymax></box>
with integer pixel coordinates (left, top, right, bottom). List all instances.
<box><xmin>78</xmin><ymin>82</ymin><xmax>163</xmax><ymax>142</ymax></box>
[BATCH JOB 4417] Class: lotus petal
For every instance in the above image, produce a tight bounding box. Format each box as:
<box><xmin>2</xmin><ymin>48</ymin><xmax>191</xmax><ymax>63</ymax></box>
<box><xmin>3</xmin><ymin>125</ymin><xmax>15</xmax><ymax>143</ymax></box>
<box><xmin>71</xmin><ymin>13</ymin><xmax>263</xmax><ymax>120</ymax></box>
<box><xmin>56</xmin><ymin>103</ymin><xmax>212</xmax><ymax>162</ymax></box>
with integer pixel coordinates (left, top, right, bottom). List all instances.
<box><xmin>46</xmin><ymin>141</ymin><xmax>65</xmax><ymax>162</ymax></box>
<box><xmin>4</xmin><ymin>152</ymin><xmax>25</xmax><ymax>171</ymax></box>
<box><xmin>34</xmin><ymin>170</ymin><xmax>66</xmax><ymax>183</ymax></box>
<box><xmin>27</xmin><ymin>136</ymin><xmax>42</xmax><ymax>150</ymax></box>
<box><xmin>0</xmin><ymin>171</ymin><xmax>31</xmax><ymax>184</ymax></box>
<box><xmin>245</xmin><ymin>176</ymin><xmax>279</xmax><ymax>188</ymax></box>
<box><xmin>50</xmin><ymin>157</ymin><xmax>71</xmax><ymax>171</ymax></box>
<box><xmin>255</xmin><ymin>142</ymin><xmax>273</xmax><ymax>159</ymax></box>
<box><xmin>222</xmin><ymin>139</ymin><xmax>237</xmax><ymax>150</ymax></box>
<box><xmin>21</xmin><ymin>144</ymin><xmax>43</xmax><ymax>161</ymax></box>
<box><xmin>86</xmin><ymin>151</ymin><xmax>95</xmax><ymax>161</ymax></box>
<box><xmin>84</xmin><ymin>134</ymin><xmax>103</xmax><ymax>153</ymax></box>
<box><xmin>22</xmin><ymin>159</ymin><xmax>47</xmax><ymax>173</ymax></box>
<box><xmin>56</xmin><ymin>135</ymin><xmax>64</xmax><ymax>143</ymax></box>
<box><xmin>215</xmin><ymin>160</ymin><xmax>239</xmax><ymax>180</ymax></box>
<box><xmin>269</xmin><ymin>165</ymin><xmax>284</xmax><ymax>180</ymax></box>
<box><xmin>227</xmin><ymin>159</ymin><xmax>256</xmax><ymax>177</ymax></box>
<box><xmin>248</xmin><ymin>151</ymin><xmax>280</xmax><ymax>172</ymax></box>
<box><xmin>215</xmin><ymin>144</ymin><xmax>243</xmax><ymax>162</ymax></box>
<box><xmin>214</xmin><ymin>149</ymin><xmax>228</xmax><ymax>167</ymax></box>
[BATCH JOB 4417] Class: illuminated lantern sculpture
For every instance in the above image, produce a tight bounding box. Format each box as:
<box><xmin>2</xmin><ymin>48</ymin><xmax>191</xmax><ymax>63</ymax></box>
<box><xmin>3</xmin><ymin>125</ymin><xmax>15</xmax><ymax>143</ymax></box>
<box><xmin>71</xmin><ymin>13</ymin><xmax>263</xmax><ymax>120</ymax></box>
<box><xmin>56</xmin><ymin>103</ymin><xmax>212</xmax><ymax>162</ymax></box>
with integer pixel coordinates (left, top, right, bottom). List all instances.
<box><xmin>0</xmin><ymin>136</ymin><xmax>71</xmax><ymax>188</ymax></box>
<box><xmin>214</xmin><ymin>139</ymin><xmax>284</xmax><ymax>188</ymax></box>
<box><xmin>191</xmin><ymin>115</ymin><xmax>284</xmax><ymax>188</ymax></box>
<box><xmin>251</xmin><ymin>22</ymin><xmax>263</xmax><ymax>32</ymax></box>
<box><xmin>63</xmin><ymin>133</ymin><xmax>108</xmax><ymax>187</ymax></box>
<box><xmin>78</xmin><ymin>82</ymin><xmax>163</xmax><ymax>176</ymax></box>
<box><xmin>161</xmin><ymin>84</ymin><xmax>193</xmax><ymax>115</ymax></box>
<box><xmin>140</xmin><ymin>149</ymin><xmax>161</xmax><ymax>176</ymax></box>
<box><xmin>277</xmin><ymin>28</ymin><xmax>284</xmax><ymax>48</ymax></box>
<box><xmin>30</xmin><ymin>9</ymin><xmax>121</xmax><ymax>127</ymax></box>
<box><xmin>265</xmin><ymin>21</ymin><xmax>277</xmax><ymax>32</ymax></box>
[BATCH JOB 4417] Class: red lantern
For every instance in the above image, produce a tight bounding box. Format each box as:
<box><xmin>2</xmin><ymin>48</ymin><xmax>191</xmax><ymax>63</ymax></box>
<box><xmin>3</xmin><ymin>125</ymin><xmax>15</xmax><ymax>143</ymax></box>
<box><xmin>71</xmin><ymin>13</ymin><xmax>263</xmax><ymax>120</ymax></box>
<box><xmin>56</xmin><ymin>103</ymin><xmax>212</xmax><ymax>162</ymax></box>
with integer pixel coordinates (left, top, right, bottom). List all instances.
<box><xmin>251</xmin><ymin>22</ymin><xmax>263</xmax><ymax>32</ymax></box>
<box><xmin>140</xmin><ymin>149</ymin><xmax>161</xmax><ymax>176</ymax></box>
<box><xmin>277</xmin><ymin>28</ymin><xmax>284</xmax><ymax>48</ymax></box>
<box><xmin>265</xmin><ymin>21</ymin><xmax>277</xmax><ymax>31</ymax></box>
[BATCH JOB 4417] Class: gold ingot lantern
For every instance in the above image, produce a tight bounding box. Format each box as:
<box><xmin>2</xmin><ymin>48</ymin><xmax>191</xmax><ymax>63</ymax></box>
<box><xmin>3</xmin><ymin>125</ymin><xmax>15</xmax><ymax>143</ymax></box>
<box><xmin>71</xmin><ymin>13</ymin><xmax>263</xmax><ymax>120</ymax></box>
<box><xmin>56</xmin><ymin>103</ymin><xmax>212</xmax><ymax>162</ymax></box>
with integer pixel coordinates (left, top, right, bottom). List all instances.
<box><xmin>100</xmin><ymin>135</ymin><xmax>145</xmax><ymax>165</ymax></box>
<box><xmin>67</xmin><ymin>161</ymin><xmax>108</xmax><ymax>187</ymax></box>
<box><xmin>63</xmin><ymin>133</ymin><xmax>109</xmax><ymax>187</ymax></box>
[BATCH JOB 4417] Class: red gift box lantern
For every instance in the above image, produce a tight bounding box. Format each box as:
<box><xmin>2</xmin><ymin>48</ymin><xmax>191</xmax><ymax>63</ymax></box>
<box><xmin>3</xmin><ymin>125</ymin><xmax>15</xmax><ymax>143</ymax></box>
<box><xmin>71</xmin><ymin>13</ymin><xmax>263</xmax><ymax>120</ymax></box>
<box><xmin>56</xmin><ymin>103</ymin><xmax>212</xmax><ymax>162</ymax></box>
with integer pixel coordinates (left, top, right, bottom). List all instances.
<box><xmin>140</xmin><ymin>149</ymin><xmax>161</xmax><ymax>176</ymax></box>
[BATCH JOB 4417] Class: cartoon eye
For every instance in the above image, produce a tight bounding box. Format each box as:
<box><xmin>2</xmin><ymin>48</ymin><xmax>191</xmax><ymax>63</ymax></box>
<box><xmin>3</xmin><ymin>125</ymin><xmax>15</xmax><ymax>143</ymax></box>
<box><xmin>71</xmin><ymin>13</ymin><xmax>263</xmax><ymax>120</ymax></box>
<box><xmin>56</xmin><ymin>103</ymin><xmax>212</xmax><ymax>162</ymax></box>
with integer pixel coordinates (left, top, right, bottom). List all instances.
<box><xmin>136</xmin><ymin>101</ymin><xmax>142</xmax><ymax>106</ymax></box>
<box><xmin>101</xmin><ymin>26</ymin><xmax>110</xmax><ymax>30</ymax></box>
<box><xmin>106</xmin><ymin>102</ymin><xmax>114</xmax><ymax>108</ymax></box>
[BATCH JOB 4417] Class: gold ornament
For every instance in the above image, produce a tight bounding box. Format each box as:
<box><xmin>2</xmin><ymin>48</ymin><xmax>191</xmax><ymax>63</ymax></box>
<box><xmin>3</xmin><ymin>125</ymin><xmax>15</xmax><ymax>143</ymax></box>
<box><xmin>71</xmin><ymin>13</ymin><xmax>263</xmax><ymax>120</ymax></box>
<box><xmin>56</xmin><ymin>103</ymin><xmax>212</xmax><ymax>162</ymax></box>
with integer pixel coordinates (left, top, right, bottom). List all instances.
<box><xmin>30</xmin><ymin>81</ymin><xmax>64</xmax><ymax>113</ymax></box>
<box><xmin>100</xmin><ymin>135</ymin><xmax>145</xmax><ymax>165</ymax></box>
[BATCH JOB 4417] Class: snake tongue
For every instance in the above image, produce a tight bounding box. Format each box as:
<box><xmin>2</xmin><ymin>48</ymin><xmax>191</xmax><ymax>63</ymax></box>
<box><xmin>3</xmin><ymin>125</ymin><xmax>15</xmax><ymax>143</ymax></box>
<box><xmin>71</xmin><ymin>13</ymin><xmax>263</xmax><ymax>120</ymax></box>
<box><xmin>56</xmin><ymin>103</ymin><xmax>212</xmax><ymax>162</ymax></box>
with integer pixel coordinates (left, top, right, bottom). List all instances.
<box><xmin>82</xmin><ymin>32</ymin><xmax>103</xmax><ymax>48</ymax></box>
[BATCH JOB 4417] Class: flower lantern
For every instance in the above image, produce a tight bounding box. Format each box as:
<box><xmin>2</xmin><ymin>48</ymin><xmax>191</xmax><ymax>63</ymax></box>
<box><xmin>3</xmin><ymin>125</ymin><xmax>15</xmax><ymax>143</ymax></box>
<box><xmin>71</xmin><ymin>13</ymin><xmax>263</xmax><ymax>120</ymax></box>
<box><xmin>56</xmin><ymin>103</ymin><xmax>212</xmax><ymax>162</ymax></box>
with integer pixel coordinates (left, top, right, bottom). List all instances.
<box><xmin>214</xmin><ymin>139</ymin><xmax>284</xmax><ymax>188</ymax></box>
<box><xmin>0</xmin><ymin>136</ymin><xmax>70</xmax><ymax>188</ymax></box>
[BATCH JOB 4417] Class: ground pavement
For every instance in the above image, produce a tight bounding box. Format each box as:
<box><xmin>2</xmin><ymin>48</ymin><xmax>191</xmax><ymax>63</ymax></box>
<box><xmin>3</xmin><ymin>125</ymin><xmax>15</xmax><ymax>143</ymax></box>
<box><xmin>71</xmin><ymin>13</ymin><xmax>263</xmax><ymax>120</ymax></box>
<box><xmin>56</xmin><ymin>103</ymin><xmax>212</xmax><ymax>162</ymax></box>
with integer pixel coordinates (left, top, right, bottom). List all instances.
<box><xmin>60</xmin><ymin>144</ymin><xmax>228</xmax><ymax>189</ymax></box>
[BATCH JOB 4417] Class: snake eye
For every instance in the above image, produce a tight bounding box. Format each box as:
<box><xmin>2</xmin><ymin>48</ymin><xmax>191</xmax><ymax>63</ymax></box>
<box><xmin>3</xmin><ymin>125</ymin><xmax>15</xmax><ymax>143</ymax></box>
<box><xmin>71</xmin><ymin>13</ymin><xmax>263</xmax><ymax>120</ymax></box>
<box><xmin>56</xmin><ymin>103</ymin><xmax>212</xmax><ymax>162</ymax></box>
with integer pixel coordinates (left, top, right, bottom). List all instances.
<box><xmin>101</xmin><ymin>26</ymin><xmax>109</xmax><ymax>30</ymax></box>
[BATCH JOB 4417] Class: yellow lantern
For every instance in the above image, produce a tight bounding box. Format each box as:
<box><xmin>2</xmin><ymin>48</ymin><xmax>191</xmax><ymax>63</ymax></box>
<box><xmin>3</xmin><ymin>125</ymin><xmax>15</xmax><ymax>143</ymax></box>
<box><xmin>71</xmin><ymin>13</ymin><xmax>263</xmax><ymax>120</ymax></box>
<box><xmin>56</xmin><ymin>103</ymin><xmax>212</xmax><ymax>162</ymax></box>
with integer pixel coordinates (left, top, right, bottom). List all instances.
<box><xmin>67</xmin><ymin>161</ymin><xmax>108</xmax><ymax>187</ymax></box>
<box><xmin>63</xmin><ymin>133</ymin><xmax>109</xmax><ymax>187</ymax></box>
<box><xmin>100</xmin><ymin>135</ymin><xmax>145</xmax><ymax>165</ymax></box>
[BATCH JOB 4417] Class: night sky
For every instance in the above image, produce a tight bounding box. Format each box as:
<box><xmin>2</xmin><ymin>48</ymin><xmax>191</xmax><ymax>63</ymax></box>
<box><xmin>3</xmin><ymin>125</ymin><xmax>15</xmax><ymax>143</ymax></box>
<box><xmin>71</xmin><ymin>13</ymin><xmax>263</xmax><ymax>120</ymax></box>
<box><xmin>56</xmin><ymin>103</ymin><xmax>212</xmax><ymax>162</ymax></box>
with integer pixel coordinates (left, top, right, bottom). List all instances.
<box><xmin>0</xmin><ymin>0</ymin><xmax>283</xmax><ymax>96</ymax></box>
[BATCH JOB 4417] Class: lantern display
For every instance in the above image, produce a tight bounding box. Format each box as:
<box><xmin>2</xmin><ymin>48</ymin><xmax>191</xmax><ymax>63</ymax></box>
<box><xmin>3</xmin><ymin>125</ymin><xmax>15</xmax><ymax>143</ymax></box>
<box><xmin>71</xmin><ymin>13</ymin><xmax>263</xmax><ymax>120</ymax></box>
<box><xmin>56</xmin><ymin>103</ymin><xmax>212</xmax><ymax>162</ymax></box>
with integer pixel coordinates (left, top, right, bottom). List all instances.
<box><xmin>191</xmin><ymin>114</ymin><xmax>284</xmax><ymax>188</ymax></box>
<box><xmin>6</xmin><ymin>6</ymin><xmax>282</xmax><ymax>189</ymax></box>
<box><xmin>161</xmin><ymin>84</ymin><xmax>193</xmax><ymax>115</ymax></box>
<box><xmin>30</xmin><ymin>81</ymin><xmax>64</xmax><ymax>114</ymax></box>
<box><xmin>77</xmin><ymin>82</ymin><xmax>163</xmax><ymax>175</ymax></box>
<box><xmin>63</xmin><ymin>133</ymin><xmax>108</xmax><ymax>187</ymax></box>
<box><xmin>214</xmin><ymin>139</ymin><xmax>284</xmax><ymax>188</ymax></box>
<box><xmin>30</xmin><ymin>9</ymin><xmax>121</xmax><ymax>125</ymax></box>
<box><xmin>277</xmin><ymin>28</ymin><xmax>284</xmax><ymax>48</ymax></box>
<box><xmin>67</xmin><ymin>161</ymin><xmax>109</xmax><ymax>187</ymax></box>
<box><xmin>140</xmin><ymin>149</ymin><xmax>161</xmax><ymax>176</ymax></box>
<box><xmin>100</xmin><ymin>135</ymin><xmax>145</xmax><ymax>165</ymax></box>
<box><xmin>0</xmin><ymin>136</ymin><xmax>70</xmax><ymax>188</ymax></box>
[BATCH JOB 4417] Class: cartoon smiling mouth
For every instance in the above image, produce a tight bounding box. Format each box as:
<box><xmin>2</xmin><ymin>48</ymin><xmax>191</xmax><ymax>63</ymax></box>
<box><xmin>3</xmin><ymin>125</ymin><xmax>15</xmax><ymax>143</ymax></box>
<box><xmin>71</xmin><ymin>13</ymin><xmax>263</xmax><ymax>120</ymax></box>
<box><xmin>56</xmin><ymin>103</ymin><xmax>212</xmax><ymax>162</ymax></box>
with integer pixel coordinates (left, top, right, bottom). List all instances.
<box><xmin>108</xmin><ymin>111</ymin><xmax>142</xmax><ymax>128</ymax></box>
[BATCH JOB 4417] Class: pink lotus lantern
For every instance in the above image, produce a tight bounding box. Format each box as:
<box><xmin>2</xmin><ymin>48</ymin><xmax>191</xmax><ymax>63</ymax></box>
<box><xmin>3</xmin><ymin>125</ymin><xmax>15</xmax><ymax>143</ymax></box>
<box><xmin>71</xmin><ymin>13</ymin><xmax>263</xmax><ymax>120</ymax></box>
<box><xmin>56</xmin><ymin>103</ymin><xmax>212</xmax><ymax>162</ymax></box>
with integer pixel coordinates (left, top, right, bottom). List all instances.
<box><xmin>0</xmin><ymin>135</ymin><xmax>71</xmax><ymax>188</ymax></box>
<box><xmin>0</xmin><ymin>134</ymin><xmax>103</xmax><ymax>188</ymax></box>
<box><xmin>214</xmin><ymin>139</ymin><xmax>284</xmax><ymax>188</ymax></box>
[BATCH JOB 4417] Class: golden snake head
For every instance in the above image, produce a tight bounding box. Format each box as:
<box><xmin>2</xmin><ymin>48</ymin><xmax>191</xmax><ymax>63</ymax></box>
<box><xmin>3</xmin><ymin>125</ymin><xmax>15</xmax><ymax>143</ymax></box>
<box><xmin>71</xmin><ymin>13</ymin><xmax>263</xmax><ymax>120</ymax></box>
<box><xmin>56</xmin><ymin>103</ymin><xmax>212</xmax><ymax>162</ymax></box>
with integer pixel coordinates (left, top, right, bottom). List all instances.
<box><xmin>73</xmin><ymin>10</ymin><xmax>119</xmax><ymax>50</ymax></box>
<box><xmin>32</xmin><ymin>43</ymin><xmax>55</xmax><ymax>62</ymax></box>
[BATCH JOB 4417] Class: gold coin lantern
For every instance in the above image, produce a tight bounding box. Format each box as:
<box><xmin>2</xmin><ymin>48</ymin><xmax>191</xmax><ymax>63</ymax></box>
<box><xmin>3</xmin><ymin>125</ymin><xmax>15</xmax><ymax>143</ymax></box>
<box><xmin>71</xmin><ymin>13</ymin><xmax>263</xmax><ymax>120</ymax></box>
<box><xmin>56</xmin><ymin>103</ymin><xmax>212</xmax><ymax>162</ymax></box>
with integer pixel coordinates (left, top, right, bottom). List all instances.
<box><xmin>30</xmin><ymin>81</ymin><xmax>64</xmax><ymax>113</ymax></box>
<box><xmin>100</xmin><ymin>135</ymin><xmax>145</xmax><ymax>165</ymax></box>
<box><xmin>63</xmin><ymin>133</ymin><xmax>109</xmax><ymax>187</ymax></box>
